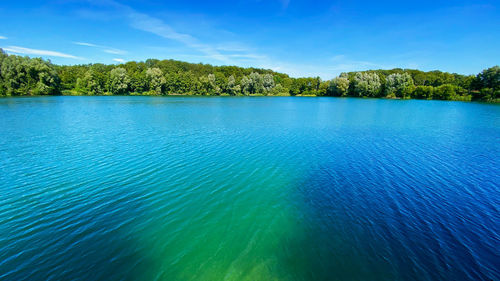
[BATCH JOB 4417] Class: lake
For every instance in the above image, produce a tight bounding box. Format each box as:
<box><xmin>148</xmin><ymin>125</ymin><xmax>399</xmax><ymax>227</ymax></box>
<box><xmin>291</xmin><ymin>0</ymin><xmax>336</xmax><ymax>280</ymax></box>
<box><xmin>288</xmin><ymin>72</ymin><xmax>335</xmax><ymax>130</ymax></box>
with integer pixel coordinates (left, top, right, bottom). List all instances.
<box><xmin>0</xmin><ymin>96</ymin><xmax>498</xmax><ymax>281</ymax></box>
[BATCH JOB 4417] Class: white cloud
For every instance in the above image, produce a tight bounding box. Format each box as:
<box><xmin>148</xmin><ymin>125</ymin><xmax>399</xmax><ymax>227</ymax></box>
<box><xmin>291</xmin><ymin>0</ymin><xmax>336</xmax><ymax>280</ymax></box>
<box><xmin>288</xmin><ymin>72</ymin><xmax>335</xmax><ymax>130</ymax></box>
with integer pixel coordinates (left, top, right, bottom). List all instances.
<box><xmin>75</xmin><ymin>0</ymin><xmax>339</xmax><ymax>78</ymax></box>
<box><xmin>76</xmin><ymin>0</ymin><xmax>284</xmax><ymax>68</ymax></box>
<box><xmin>127</xmin><ymin>12</ymin><xmax>231</xmax><ymax>63</ymax></box>
<box><xmin>74</xmin><ymin>41</ymin><xmax>98</xmax><ymax>47</ymax></box>
<box><xmin>73</xmin><ymin>41</ymin><xmax>127</xmax><ymax>55</ymax></box>
<box><xmin>253</xmin><ymin>55</ymin><xmax>392</xmax><ymax>79</ymax></box>
<box><xmin>2</xmin><ymin>46</ymin><xmax>83</xmax><ymax>59</ymax></box>
<box><xmin>0</xmin><ymin>36</ymin><xmax>7</xmax><ymax>40</ymax></box>
<box><xmin>113</xmin><ymin>58</ymin><xmax>125</xmax><ymax>63</ymax></box>
<box><xmin>82</xmin><ymin>0</ymin><xmax>252</xmax><ymax>64</ymax></box>
<box><xmin>215</xmin><ymin>44</ymin><xmax>250</xmax><ymax>52</ymax></box>
<box><xmin>104</xmin><ymin>49</ymin><xmax>125</xmax><ymax>55</ymax></box>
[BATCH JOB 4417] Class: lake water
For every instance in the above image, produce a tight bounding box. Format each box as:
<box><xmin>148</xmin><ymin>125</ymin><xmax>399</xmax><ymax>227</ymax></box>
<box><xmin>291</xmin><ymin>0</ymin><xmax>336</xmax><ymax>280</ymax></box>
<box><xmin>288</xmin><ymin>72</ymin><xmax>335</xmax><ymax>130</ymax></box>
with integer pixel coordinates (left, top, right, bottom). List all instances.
<box><xmin>0</xmin><ymin>96</ymin><xmax>498</xmax><ymax>281</ymax></box>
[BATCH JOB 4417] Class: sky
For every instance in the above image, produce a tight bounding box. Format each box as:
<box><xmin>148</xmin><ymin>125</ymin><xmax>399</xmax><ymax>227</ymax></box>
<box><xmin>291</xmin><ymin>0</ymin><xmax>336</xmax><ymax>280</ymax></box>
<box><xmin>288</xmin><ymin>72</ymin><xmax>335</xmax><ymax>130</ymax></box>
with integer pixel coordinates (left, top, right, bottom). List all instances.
<box><xmin>0</xmin><ymin>0</ymin><xmax>498</xmax><ymax>79</ymax></box>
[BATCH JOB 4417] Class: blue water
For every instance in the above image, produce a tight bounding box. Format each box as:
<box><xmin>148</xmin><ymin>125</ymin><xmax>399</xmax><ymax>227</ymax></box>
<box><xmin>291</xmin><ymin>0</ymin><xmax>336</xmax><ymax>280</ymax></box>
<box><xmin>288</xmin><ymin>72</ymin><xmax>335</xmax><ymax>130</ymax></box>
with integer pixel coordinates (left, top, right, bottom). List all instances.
<box><xmin>0</xmin><ymin>96</ymin><xmax>499</xmax><ymax>280</ymax></box>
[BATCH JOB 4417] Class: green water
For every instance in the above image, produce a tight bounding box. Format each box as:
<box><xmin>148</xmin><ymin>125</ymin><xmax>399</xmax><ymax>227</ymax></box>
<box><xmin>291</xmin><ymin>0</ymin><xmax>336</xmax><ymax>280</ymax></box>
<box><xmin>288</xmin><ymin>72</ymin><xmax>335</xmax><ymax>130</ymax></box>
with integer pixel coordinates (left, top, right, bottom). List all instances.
<box><xmin>0</xmin><ymin>96</ymin><xmax>498</xmax><ymax>280</ymax></box>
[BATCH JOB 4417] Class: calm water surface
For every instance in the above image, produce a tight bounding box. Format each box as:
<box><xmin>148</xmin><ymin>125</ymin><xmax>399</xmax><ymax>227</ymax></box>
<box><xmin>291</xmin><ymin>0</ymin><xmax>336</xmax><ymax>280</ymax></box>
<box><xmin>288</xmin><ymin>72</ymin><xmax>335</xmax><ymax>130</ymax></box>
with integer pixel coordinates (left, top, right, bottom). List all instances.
<box><xmin>0</xmin><ymin>96</ymin><xmax>499</xmax><ymax>281</ymax></box>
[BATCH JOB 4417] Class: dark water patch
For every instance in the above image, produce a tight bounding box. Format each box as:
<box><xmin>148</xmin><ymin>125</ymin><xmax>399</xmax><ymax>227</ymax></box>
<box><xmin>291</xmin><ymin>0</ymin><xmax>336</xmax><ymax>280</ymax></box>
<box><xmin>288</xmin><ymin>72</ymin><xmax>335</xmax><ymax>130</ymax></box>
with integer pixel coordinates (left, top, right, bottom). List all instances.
<box><xmin>287</xmin><ymin>130</ymin><xmax>499</xmax><ymax>281</ymax></box>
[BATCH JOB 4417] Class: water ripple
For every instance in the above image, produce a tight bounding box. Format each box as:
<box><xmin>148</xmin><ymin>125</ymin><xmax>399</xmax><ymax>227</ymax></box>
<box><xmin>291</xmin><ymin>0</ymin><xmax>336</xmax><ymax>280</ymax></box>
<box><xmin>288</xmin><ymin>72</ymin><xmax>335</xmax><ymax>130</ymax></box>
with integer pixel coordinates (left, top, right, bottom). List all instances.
<box><xmin>0</xmin><ymin>97</ymin><xmax>498</xmax><ymax>281</ymax></box>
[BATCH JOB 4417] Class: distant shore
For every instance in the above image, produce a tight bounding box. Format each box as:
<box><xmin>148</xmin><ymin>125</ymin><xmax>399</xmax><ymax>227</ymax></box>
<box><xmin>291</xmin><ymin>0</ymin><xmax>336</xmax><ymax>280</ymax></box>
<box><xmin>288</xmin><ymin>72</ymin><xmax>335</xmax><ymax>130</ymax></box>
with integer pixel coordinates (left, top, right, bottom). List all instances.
<box><xmin>1</xmin><ymin>49</ymin><xmax>498</xmax><ymax>102</ymax></box>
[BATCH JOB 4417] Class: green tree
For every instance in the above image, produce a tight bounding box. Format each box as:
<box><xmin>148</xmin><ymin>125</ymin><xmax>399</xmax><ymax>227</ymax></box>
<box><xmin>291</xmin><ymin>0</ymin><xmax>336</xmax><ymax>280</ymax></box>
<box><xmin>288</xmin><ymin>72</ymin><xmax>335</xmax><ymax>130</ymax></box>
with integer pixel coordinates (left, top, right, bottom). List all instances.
<box><xmin>240</xmin><ymin>76</ymin><xmax>251</xmax><ymax>95</ymax></box>
<box><xmin>1</xmin><ymin>47</ymin><xmax>498</xmax><ymax>101</ymax></box>
<box><xmin>0</xmin><ymin>55</ymin><xmax>59</xmax><ymax>95</ymax></box>
<box><xmin>328</xmin><ymin>75</ymin><xmax>350</xmax><ymax>96</ymax></box>
<box><xmin>472</xmin><ymin>88</ymin><xmax>498</xmax><ymax>101</ymax></box>
<box><xmin>411</xmin><ymin>86</ymin><xmax>434</xmax><ymax>99</ymax></box>
<box><xmin>262</xmin><ymin>74</ymin><xmax>275</xmax><ymax>95</ymax></box>
<box><xmin>0</xmin><ymin>49</ymin><xmax>6</xmax><ymax>94</ymax></box>
<box><xmin>199</xmin><ymin>74</ymin><xmax>220</xmax><ymax>95</ymax></box>
<box><xmin>385</xmin><ymin>73</ymin><xmax>414</xmax><ymax>98</ymax></box>
<box><xmin>476</xmin><ymin>66</ymin><xmax>499</xmax><ymax>90</ymax></box>
<box><xmin>214</xmin><ymin>72</ymin><xmax>227</xmax><ymax>95</ymax></box>
<box><xmin>241</xmin><ymin>72</ymin><xmax>265</xmax><ymax>95</ymax></box>
<box><xmin>146</xmin><ymin>67</ymin><xmax>166</xmax><ymax>94</ymax></box>
<box><xmin>318</xmin><ymin>80</ymin><xmax>329</xmax><ymax>96</ymax></box>
<box><xmin>227</xmin><ymin>75</ymin><xmax>241</xmax><ymax>95</ymax></box>
<box><xmin>433</xmin><ymin>84</ymin><xmax>456</xmax><ymax>100</ymax></box>
<box><xmin>77</xmin><ymin>69</ymin><xmax>104</xmax><ymax>95</ymax></box>
<box><xmin>109</xmin><ymin>67</ymin><xmax>130</xmax><ymax>95</ymax></box>
<box><xmin>352</xmin><ymin>72</ymin><xmax>381</xmax><ymax>97</ymax></box>
<box><xmin>269</xmin><ymin>83</ymin><xmax>286</xmax><ymax>95</ymax></box>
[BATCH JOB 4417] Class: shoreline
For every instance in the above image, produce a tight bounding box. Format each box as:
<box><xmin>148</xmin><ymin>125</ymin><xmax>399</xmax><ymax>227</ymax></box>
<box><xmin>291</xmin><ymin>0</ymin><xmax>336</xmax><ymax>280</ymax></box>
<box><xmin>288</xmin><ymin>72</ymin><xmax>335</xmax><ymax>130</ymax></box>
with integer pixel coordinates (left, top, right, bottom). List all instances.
<box><xmin>1</xmin><ymin>94</ymin><xmax>498</xmax><ymax>103</ymax></box>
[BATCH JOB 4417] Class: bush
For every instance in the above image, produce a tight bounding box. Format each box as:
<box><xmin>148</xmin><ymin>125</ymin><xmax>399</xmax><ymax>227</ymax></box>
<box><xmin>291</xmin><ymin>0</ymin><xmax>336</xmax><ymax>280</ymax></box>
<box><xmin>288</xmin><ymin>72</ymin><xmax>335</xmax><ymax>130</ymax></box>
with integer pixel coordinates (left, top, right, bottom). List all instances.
<box><xmin>411</xmin><ymin>86</ymin><xmax>434</xmax><ymax>99</ymax></box>
<box><xmin>433</xmin><ymin>84</ymin><xmax>457</xmax><ymax>100</ymax></box>
<box><xmin>472</xmin><ymin>88</ymin><xmax>493</xmax><ymax>101</ymax></box>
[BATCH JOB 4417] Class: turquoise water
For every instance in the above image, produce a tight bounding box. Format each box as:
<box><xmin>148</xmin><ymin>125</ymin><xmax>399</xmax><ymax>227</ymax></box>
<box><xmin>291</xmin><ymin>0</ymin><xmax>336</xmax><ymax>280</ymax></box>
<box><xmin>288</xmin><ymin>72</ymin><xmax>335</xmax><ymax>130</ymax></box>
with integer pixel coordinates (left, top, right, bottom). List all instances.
<box><xmin>0</xmin><ymin>96</ymin><xmax>498</xmax><ymax>281</ymax></box>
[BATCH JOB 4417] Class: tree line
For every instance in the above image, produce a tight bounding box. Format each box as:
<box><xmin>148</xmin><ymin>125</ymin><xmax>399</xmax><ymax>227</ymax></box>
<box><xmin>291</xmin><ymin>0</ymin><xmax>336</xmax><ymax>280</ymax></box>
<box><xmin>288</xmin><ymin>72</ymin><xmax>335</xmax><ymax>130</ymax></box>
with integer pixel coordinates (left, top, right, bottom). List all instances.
<box><xmin>0</xmin><ymin>48</ymin><xmax>498</xmax><ymax>102</ymax></box>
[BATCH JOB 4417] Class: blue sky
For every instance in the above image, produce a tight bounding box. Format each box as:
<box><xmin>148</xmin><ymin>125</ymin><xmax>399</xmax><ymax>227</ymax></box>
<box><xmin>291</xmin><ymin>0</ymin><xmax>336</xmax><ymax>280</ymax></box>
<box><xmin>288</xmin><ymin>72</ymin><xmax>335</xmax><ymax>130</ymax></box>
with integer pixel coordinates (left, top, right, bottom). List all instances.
<box><xmin>0</xmin><ymin>0</ymin><xmax>498</xmax><ymax>79</ymax></box>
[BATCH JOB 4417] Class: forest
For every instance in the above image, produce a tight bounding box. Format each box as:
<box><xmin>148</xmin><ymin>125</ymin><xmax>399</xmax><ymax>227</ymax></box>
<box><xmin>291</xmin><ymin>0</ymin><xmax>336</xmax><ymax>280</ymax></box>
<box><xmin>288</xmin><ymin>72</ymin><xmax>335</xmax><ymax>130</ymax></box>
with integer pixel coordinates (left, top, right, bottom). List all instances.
<box><xmin>0</xmin><ymin>48</ymin><xmax>498</xmax><ymax>102</ymax></box>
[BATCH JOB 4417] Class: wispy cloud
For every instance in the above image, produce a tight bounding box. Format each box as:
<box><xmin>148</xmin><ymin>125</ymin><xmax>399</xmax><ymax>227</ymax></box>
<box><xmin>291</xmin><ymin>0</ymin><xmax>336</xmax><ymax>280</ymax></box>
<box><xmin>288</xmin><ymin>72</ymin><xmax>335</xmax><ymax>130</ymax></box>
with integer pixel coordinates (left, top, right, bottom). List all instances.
<box><xmin>81</xmin><ymin>0</ymin><xmax>258</xmax><ymax>64</ymax></box>
<box><xmin>74</xmin><ymin>41</ymin><xmax>98</xmax><ymax>47</ymax></box>
<box><xmin>127</xmin><ymin>11</ymin><xmax>231</xmax><ymax>62</ymax></box>
<box><xmin>253</xmin><ymin>55</ymin><xmax>393</xmax><ymax>79</ymax></box>
<box><xmin>0</xmin><ymin>36</ymin><xmax>7</xmax><ymax>40</ymax></box>
<box><xmin>2</xmin><ymin>46</ymin><xmax>83</xmax><ymax>59</ymax></box>
<box><xmin>324</xmin><ymin>55</ymin><xmax>391</xmax><ymax>74</ymax></box>
<box><xmin>214</xmin><ymin>43</ymin><xmax>251</xmax><ymax>52</ymax></box>
<box><xmin>103</xmin><ymin>49</ymin><xmax>125</xmax><ymax>55</ymax></box>
<box><xmin>113</xmin><ymin>58</ymin><xmax>125</xmax><ymax>63</ymax></box>
<box><xmin>74</xmin><ymin>0</ymin><xmax>344</xmax><ymax>78</ymax></box>
<box><xmin>73</xmin><ymin>41</ymin><xmax>127</xmax><ymax>55</ymax></box>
